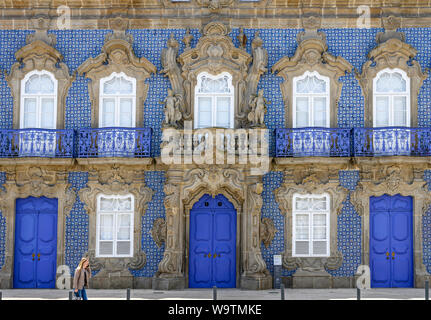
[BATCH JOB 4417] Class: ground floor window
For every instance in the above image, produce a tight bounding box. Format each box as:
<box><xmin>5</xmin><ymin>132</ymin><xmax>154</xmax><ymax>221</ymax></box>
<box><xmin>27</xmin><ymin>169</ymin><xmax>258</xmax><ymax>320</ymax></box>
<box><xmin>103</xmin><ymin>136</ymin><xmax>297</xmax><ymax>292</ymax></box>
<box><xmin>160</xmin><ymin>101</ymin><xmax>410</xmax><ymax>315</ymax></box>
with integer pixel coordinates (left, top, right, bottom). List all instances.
<box><xmin>292</xmin><ymin>193</ymin><xmax>330</xmax><ymax>257</ymax></box>
<box><xmin>96</xmin><ymin>194</ymin><xmax>134</xmax><ymax>257</ymax></box>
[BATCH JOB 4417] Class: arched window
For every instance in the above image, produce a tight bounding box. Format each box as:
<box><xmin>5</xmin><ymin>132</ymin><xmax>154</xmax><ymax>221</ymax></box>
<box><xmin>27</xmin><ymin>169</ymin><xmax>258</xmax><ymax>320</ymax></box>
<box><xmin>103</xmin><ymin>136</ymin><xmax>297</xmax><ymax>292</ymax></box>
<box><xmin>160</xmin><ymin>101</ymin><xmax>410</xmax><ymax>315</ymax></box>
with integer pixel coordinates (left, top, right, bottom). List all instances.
<box><xmin>373</xmin><ymin>68</ymin><xmax>410</xmax><ymax>127</ymax></box>
<box><xmin>20</xmin><ymin>70</ymin><xmax>57</xmax><ymax>129</ymax></box>
<box><xmin>99</xmin><ymin>72</ymin><xmax>136</xmax><ymax>128</ymax></box>
<box><xmin>292</xmin><ymin>193</ymin><xmax>330</xmax><ymax>257</ymax></box>
<box><xmin>293</xmin><ymin>71</ymin><xmax>330</xmax><ymax>128</ymax></box>
<box><xmin>194</xmin><ymin>72</ymin><xmax>234</xmax><ymax>129</ymax></box>
<box><xmin>96</xmin><ymin>194</ymin><xmax>134</xmax><ymax>257</ymax></box>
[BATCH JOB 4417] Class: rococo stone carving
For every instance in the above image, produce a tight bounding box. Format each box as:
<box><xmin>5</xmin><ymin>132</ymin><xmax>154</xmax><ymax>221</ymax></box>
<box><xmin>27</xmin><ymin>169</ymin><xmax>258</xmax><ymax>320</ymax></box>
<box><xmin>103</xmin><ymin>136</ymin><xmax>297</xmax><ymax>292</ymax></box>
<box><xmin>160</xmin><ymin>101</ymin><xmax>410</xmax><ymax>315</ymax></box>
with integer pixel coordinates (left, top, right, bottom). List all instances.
<box><xmin>272</xmin><ymin>15</ymin><xmax>353</xmax><ymax>128</ymax></box>
<box><xmin>160</xmin><ymin>22</ymin><xmax>268</xmax><ymax>129</ymax></box>
<box><xmin>77</xmin><ymin>17</ymin><xmax>157</xmax><ymax>128</ymax></box>
<box><xmin>6</xmin><ymin>16</ymin><xmax>74</xmax><ymax>129</ymax></box>
<box><xmin>151</xmin><ymin>218</ymin><xmax>167</xmax><ymax>248</ymax></box>
<box><xmin>260</xmin><ymin>217</ymin><xmax>277</xmax><ymax>248</ymax></box>
<box><xmin>355</xmin><ymin>15</ymin><xmax>428</xmax><ymax>127</ymax></box>
<box><xmin>78</xmin><ymin>166</ymin><xmax>154</xmax><ymax>272</ymax></box>
<box><xmin>282</xmin><ymin>251</ymin><xmax>343</xmax><ymax>272</ymax></box>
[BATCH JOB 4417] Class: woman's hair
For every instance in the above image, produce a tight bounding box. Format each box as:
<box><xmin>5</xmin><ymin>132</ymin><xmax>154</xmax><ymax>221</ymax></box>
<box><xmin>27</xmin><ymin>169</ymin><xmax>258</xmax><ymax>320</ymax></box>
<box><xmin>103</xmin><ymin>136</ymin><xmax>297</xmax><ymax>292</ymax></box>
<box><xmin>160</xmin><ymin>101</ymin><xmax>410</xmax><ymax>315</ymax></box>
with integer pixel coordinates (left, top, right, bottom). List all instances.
<box><xmin>77</xmin><ymin>257</ymin><xmax>88</xmax><ymax>270</ymax></box>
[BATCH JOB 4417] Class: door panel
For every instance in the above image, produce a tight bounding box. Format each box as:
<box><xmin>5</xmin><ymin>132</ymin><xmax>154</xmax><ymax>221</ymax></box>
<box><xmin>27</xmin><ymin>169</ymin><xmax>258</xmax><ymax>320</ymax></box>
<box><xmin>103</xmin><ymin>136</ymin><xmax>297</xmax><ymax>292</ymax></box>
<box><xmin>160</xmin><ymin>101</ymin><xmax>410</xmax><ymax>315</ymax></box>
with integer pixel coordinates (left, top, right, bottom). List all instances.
<box><xmin>370</xmin><ymin>195</ymin><xmax>413</xmax><ymax>288</ymax></box>
<box><xmin>189</xmin><ymin>194</ymin><xmax>236</xmax><ymax>288</ymax></box>
<box><xmin>14</xmin><ymin>197</ymin><xmax>58</xmax><ymax>289</ymax></box>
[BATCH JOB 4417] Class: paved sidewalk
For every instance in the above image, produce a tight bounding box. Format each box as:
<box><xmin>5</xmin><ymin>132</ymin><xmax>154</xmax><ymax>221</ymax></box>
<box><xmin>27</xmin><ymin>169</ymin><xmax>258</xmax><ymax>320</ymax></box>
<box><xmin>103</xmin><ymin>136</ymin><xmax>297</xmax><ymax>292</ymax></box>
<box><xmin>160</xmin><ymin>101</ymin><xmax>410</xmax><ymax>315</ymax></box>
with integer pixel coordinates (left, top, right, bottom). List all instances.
<box><xmin>0</xmin><ymin>288</ymin><xmax>429</xmax><ymax>300</ymax></box>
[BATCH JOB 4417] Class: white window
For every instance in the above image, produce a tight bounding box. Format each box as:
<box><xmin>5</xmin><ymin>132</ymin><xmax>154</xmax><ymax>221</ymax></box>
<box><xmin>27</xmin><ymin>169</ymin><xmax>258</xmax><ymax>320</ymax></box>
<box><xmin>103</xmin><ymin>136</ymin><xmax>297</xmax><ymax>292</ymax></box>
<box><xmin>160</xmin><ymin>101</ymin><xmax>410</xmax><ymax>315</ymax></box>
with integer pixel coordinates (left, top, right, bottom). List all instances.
<box><xmin>96</xmin><ymin>194</ymin><xmax>134</xmax><ymax>257</ymax></box>
<box><xmin>373</xmin><ymin>68</ymin><xmax>410</xmax><ymax>127</ymax></box>
<box><xmin>293</xmin><ymin>71</ymin><xmax>330</xmax><ymax>128</ymax></box>
<box><xmin>292</xmin><ymin>193</ymin><xmax>330</xmax><ymax>257</ymax></box>
<box><xmin>20</xmin><ymin>70</ymin><xmax>57</xmax><ymax>129</ymax></box>
<box><xmin>99</xmin><ymin>72</ymin><xmax>136</xmax><ymax>128</ymax></box>
<box><xmin>194</xmin><ymin>72</ymin><xmax>234</xmax><ymax>129</ymax></box>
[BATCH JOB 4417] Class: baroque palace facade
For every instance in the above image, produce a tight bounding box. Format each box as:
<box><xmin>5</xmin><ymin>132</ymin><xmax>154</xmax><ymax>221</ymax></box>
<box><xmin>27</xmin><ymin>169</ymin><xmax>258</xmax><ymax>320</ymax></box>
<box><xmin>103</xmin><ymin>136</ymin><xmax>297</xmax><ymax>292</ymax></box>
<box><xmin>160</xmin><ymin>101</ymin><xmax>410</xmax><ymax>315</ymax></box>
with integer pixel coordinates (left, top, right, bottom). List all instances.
<box><xmin>1</xmin><ymin>0</ymin><xmax>431</xmax><ymax>290</ymax></box>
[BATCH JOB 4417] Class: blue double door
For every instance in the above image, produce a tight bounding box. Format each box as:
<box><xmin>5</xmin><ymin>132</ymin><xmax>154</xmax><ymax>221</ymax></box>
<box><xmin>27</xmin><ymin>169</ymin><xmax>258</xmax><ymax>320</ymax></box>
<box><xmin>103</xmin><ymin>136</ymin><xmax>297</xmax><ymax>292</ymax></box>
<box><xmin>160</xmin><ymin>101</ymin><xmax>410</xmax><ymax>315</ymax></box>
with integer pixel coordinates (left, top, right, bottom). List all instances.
<box><xmin>370</xmin><ymin>194</ymin><xmax>414</xmax><ymax>288</ymax></box>
<box><xmin>189</xmin><ymin>194</ymin><xmax>237</xmax><ymax>288</ymax></box>
<box><xmin>13</xmin><ymin>197</ymin><xmax>58</xmax><ymax>289</ymax></box>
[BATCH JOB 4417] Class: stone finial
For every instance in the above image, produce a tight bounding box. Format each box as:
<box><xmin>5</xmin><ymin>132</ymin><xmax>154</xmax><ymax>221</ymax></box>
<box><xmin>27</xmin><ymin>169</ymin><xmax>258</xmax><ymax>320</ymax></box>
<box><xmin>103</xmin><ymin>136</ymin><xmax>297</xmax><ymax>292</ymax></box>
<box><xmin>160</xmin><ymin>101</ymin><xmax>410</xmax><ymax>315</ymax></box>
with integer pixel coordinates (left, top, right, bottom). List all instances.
<box><xmin>26</xmin><ymin>16</ymin><xmax>56</xmax><ymax>46</ymax></box>
<box><xmin>237</xmin><ymin>27</ymin><xmax>247</xmax><ymax>49</ymax></box>
<box><xmin>297</xmin><ymin>14</ymin><xmax>325</xmax><ymax>44</ymax></box>
<box><xmin>106</xmin><ymin>17</ymin><xmax>133</xmax><ymax>43</ymax></box>
<box><xmin>182</xmin><ymin>28</ymin><xmax>194</xmax><ymax>51</ymax></box>
<box><xmin>376</xmin><ymin>15</ymin><xmax>405</xmax><ymax>43</ymax></box>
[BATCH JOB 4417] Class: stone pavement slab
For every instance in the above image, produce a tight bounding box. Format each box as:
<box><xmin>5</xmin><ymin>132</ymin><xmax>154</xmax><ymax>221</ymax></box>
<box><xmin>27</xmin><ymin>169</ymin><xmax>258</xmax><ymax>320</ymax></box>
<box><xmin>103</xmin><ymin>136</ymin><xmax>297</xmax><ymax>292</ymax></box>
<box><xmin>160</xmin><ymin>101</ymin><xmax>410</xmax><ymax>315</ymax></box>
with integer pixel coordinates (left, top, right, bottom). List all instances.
<box><xmin>0</xmin><ymin>288</ymin><xmax>428</xmax><ymax>300</ymax></box>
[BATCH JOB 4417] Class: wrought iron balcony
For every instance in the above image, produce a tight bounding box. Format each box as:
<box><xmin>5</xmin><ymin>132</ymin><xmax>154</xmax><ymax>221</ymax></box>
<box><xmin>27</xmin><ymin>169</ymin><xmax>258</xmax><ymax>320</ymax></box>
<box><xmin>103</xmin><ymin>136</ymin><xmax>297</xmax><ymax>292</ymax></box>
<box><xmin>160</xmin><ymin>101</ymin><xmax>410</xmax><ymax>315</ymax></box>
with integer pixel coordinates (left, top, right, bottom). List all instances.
<box><xmin>77</xmin><ymin>127</ymin><xmax>152</xmax><ymax>158</ymax></box>
<box><xmin>352</xmin><ymin>127</ymin><xmax>431</xmax><ymax>157</ymax></box>
<box><xmin>275</xmin><ymin>127</ymin><xmax>351</xmax><ymax>157</ymax></box>
<box><xmin>0</xmin><ymin>128</ymin><xmax>75</xmax><ymax>158</ymax></box>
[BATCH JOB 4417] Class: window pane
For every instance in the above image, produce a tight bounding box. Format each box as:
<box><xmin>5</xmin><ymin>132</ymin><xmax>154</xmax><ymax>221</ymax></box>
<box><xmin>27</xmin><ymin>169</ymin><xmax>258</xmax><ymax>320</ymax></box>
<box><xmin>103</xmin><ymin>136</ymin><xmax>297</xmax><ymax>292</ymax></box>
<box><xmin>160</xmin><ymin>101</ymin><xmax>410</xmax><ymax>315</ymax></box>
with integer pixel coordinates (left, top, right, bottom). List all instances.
<box><xmin>25</xmin><ymin>74</ymin><xmax>54</xmax><ymax>94</ymax></box>
<box><xmin>313</xmin><ymin>97</ymin><xmax>327</xmax><ymax>127</ymax></box>
<box><xmin>198</xmin><ymin>97</ymin><xmax>212</xmax><ymax>128</ymax></box>
<box><xmin>39</xmin><ymin>75</ymin><xmax>55</xmax><ymax>93</ymax></box>
<box><xmin>198</xmin><ymin>75</ymin><xmax>230</xmax><ymax>93</ymax></box>
<box><xmin>116</xmin><ymin>241</ymin><xmax>131</xmax><ymax>255</ymax></box>
<box><xmin>100</xmin><ymin>214</ymin><xmax>114</xmax><ymax>240</ymax></box>
<box><xmin>296</xmin><ymin>214</ymin><xmax>309</xmax><ymax>227</ymax></box>
<box><xmin>375</xmin><ymin>96</ymin><xmax>389</xmax><ymax>127</ymax></box>
<box><xmin>120</xmin><ymin>98</ymin><xmax>133</xmax><ymax>127</ymax></box>
<box><xmin>23</xmin><ymin>98</ymin><xmax>37</xmax><ymax>128</ymax></box>
<box><xmin>376</xmin><ymin>72</ymin><xmax>406</xmax><ymax>93</ymax></box>
<box><xmin>295</xmin><ymin>241</ymin><xmax>309</xmax><ymax>255</ymax></box>
<box><xmin>296</xmin><ymin>75</ymin><xmax>326</xmax><ymax>94</ymax></box>
<box><xmin>118</xmin><ymin>197</ymin><xmax>132</xmax><ymax>211</ymax></box>
<box><xmin>119</xmin><ymin>77</ymin><xmax>133</xmax><ymax>94</ymax></box>
<box><xmin>100</xmin><ymin>197</ymin><xmax>115</xmax><ymax>211</ymax></box>
<box><xmin>313</xmin><ymin>226</ymin><xmax>327</xmax><ymax>240</ymax></box>
<box><xmin>313</xmin><ymin>241</ymin><xmax>327</xmax><ymax>255</ymax></box>
<box><xmin>103</xmin><ymin>76</ymin><xmax>134</xmax><ymax>95</ymax></box>
<box><xmin>311</xmin><ymin>197</ymin><xmax>327</xmax><ymax>211</ymax></box>
<box><xmin>99</xmin><ymin>242</ymin><xmax>113</xmax><ymax>255</ymax></box>
<box><xmin>41</xmin><ymin>98</ymin><xmax>55</xmax><ymax>129</ymax></box>
<box><xmin>313</xmin><ymin>214</ymin><xmax>327</xmax><ymax>227</ymax></box>
<box><xmin>102</xmin><ymin>98</ymin><xmax>115</xmax><ymax>127</ymax></box>
<box><xmin>296</xmin><ymin>227</ymin><xmax>309</xmax><ymax>240</ymax></box>
<box><xmin>216</xmin><ymin>97</ymin><xmax>230</xmax><ymax>128</ymax></box>
<box><xmin>393</xmin><ymin>96</ymin><xmax>407</xmax><ymax>126</ymax></box>
<box><xmin>295</xmin><ymin>97</ymin><xmax>309</xmax><ymax>127</ymax></box>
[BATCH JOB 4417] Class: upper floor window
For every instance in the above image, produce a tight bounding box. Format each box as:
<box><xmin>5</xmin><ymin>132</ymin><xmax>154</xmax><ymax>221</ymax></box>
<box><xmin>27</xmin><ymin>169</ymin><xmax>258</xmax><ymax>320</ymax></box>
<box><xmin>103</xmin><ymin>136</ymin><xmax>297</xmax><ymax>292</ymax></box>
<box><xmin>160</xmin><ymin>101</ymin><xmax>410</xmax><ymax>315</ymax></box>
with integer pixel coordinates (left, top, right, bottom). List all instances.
<box><xmin>373</xmin><ymin>68</ymin><xmax>410</xmax><ymax>127</ymax></box>
<box><xmin>292</xmin><ymin>193</ymin><xmax>330</xmax><ymax>257</ymax></box>
<box><xmin>96</xmin><ymin>194</ymin><xmax>134</xmax><ymax>258</ymax></box>
<box><xmin>20</xmin><ymin>70</ymin><xmax>57</xmax><ymax>129</ymax></box>
<box><xmin>293</xmin><ymin>71</ymin><xmax>330</xmax><ymax>128</ymax></box>
<box><xmin>99</xmin><ymin>72</ymin><xmax>136</xmax><ymax>128</ymax></box>
<box><xmin>194</xmin><ymin>72</ymin><xmax>234</xmax><ymax>129</ymax></box>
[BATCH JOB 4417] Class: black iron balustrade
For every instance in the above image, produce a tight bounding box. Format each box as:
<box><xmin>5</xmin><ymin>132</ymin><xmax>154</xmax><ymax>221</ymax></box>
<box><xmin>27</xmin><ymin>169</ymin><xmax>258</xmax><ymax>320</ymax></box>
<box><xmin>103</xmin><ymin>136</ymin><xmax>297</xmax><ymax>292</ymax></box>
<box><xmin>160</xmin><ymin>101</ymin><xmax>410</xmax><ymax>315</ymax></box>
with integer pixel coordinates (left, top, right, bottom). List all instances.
<box><xmin>275</xmin><ymin>127</ymin><xmax>351</xmax><ymax>157</ymax></box>
<box><xmin>0</xmin><ymin>128</ymin><xmax>75</xmax><ymax>158</ymax></box>
<box><xmin>77</xmin><ymin>127</ymin><xmax>152</xmax><ymax>158</ymax></box>
<box><xmin>352</xmin><ymin>127</ymin><xmax>431</xmax><ymax>156</ymax></box>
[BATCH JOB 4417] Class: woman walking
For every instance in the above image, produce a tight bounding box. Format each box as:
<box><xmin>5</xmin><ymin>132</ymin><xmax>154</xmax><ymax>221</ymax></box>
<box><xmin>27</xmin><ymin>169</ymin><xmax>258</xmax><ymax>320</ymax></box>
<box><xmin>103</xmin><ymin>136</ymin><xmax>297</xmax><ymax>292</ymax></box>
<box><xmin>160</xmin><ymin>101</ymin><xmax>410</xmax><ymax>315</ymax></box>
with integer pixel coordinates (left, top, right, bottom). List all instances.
<box><xmin>73</xmin><ymin>257</ymin><xmax>91</xmax><ymax>300</ymax></box>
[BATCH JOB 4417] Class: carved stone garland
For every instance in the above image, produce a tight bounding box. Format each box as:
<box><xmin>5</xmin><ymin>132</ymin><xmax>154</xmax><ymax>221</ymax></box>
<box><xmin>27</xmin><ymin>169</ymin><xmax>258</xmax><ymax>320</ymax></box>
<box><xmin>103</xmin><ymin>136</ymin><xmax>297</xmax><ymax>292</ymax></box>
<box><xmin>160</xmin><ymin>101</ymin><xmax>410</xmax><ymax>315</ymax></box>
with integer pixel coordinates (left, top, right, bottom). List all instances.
<box><xmin>160</xmin><ymin>21</ymin><xmax>268</xmax><ymax>129</ymax></box>
<box><xmin>272</xmin><ymin>15</ymin><xmax>352</xmax><ymax>128</ymax></box>
<box><xmin>274</xmin><ymin>172</ymin><xmax>347</xmax><ymax>273</ymax></box>
<box><xmin>355</xmin><ymin>15</ymin><xmax>428</xmax><ymax>127</ymax></box>
<box><xmin>350</xmin><ymin>165</ymin><xmax>431</xmax><ymax>281</ymax></box>
<box><xmin>6</xmin><ymin>16</ymin><xmax>74</xmax><ymax>129</ymax></box>
<box><xmin>0</xmin><ymin>167</ymin><xmax>75</xmax><ymax>286</ymax></box>
<box><xmin>78</xmin><ymin>166</ymin><xmax>154</xmax><ymax>272</ymax></box>
<box><xmin>77</xmin><ymin>17</ymin><xmax>157</xmax><ymax>128</ymax></box>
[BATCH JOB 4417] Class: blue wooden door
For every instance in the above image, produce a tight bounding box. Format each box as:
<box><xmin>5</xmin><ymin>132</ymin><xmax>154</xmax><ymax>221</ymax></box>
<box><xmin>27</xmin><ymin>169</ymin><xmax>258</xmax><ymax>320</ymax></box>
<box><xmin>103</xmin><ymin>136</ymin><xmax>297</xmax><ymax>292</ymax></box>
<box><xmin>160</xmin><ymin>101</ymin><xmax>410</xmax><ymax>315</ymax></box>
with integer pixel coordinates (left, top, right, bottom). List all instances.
<box><xmin>370</xmin><ymin>194</ymin><xmax>413</xmax><ymax>288</ymax></box>
<box><xmin>189</xmin><ymin>194</ymin><xmax>236</xmax><ymax>288</ymax></box>
<box><xmin>14</xmin><ymin>197</ymin><xmax>58</xmax><ymax>289</ymax></box>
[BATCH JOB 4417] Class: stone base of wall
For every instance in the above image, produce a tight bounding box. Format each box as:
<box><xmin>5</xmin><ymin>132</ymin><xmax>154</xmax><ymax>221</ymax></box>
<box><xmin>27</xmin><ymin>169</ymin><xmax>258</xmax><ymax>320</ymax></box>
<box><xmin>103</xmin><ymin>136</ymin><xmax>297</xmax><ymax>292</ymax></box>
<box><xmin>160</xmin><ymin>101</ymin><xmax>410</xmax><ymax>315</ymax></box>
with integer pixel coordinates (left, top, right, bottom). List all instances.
<box><xmin>0</xmin><ymin>274</ymin><xmax>11</xmax><ymax>289</ymax></box>
<box><xmin>90</xmin><ymin>270</ymin><xmax>134</xmax><ymax>289</ymax></box>
<box><xmin>152</xmin><ymin>276</ymin><xmax>186</xmax><ymax>290</ymax></box>
<box><xmin>240</xmin><ymin>275</ymin><xmax>273</xmax><ymax>290</ymax></box>
<box><xmin>284</xmin><ymin>275</ymin><xmax>357</xmax><ymax>288</ymax></box>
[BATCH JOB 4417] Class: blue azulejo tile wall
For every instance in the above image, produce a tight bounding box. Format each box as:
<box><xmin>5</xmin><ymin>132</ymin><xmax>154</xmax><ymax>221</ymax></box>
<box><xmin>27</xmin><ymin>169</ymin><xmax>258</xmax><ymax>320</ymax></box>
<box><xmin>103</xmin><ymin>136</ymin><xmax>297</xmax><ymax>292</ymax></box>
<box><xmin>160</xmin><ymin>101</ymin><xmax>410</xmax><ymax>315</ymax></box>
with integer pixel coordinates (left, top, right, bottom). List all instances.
<box><xmin>422</xmin><ymin>170</ymin><xmax>431</xmax><ymax>274</ymax></box>
<box><xmin>327</xmin><ymin>170</ymin><xmax>362</xmax><ymax>277</ymax></box>
<box><xmin>0</xmin><ymin>172</ymin><xmax>6</xmax><ymax>271</ymax></box>
<box><xmin>65</xmin><ymin>172</ymin><xmax>91</xmax><ymax>275</ymax></box>
<box><xmin>129</xmin><ymin>171</ymin><xmax>166</xmax><ymax>277</ymax></box>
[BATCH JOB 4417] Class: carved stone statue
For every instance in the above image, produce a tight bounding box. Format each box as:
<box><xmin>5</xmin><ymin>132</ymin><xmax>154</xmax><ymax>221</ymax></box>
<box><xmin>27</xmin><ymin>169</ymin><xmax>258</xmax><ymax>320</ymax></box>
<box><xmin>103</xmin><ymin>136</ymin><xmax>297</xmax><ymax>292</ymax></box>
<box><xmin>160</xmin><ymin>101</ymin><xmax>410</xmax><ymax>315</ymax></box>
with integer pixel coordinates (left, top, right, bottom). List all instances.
<box><xmin>161</xmin><ymin>89</ymin><xmax>182</xmax><ymax>128</ymax></box>
<box><xmin>248</xmin><ymin>89</ymin><xmax>269</xmax><ymax>127</ymax></box>
<box><xmin>237</xmin><ymin>27</ymin><xmax>247</xmax><ymax>49</ymax></box>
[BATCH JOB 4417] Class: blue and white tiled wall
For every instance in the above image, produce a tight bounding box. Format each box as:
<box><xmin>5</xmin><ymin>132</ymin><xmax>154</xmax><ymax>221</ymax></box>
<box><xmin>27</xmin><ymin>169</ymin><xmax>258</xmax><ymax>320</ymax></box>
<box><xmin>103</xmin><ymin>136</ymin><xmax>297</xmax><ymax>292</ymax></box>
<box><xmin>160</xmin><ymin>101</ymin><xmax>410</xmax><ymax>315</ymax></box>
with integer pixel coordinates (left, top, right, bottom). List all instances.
<box><xmin>0</xmin><ymin>172</ymin><xmax>6</xmax><ymax>271</ymax></box>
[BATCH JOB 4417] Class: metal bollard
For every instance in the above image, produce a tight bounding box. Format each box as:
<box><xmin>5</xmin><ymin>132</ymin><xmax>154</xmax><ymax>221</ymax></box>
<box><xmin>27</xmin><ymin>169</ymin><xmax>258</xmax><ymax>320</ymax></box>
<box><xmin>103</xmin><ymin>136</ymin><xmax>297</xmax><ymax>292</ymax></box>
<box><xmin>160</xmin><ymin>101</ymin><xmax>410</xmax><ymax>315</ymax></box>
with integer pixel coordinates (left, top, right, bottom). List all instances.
<box><xmin>213</xmin><ymin>286</ymin><xmax>217</xmax><ymax>300</ymax></box>
<box><xmin>127</xmin><ymin>288</ymin><xmax>131</xmax><ymax>300</ymax></box>
<box><xmin>0</xmin><ymin>291</ymin><xmax>2</xmax><ymax>300</ymax></box>
<box><xmin>357</xmin><ymin>288</ymin><xmax>361</xmax><ymax>300</ymax></box>
<box><xmin>69</xmin><ymin>291</ymin><xmax>73</xmax><ymax>300</ymax></box>
<box><xmin>426</xmin><ymin>280</ymin><xmax>429</xmax><ymax>301</ymax></box>
<box><xmin>280</xmin><ymin>283</ymin><xmax>285</xmax><ymax>300</ymax></box>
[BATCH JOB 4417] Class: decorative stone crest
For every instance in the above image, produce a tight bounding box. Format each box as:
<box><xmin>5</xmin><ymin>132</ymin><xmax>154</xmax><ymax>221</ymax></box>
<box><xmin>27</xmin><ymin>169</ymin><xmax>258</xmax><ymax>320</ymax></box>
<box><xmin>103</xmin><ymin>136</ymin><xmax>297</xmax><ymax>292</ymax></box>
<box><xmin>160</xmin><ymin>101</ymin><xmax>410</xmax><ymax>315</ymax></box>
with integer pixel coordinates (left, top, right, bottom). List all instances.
<box><xmin>283</xmin><ymin>251</ymin><xmax>343</xmax><ymax>272</ymax></box>
<box><xmin>160</xmin><ymin>22</ymin><xmax>268</xmax><ymax>128</ymax></box>
<box><xmin>355</xmin><ymin>15</ymin><xmax>428</xmax><ymax>127</ymax></box>
<box><xmin>151</xmin><ymin>218</ymin><xmax>167</xmax><ymax>248</ymax></box>
<box><xmin>6</xmin><ymin>16</ymin><xmax>74</xmax><ymax>129</ymax></box>
<box><xmin>77</xmin><ymin>18</ymin><xmax>156</xmax><ymax>128</ymax></box>
<box><xmin>272</xmin><ymin>16</ymin><xmax>352</xmax><ymax>128</ymax></box>
<box><xmin>260</xmin><ymin>217</ymin><xmax>277</xmax><ymax>248</ymax></box>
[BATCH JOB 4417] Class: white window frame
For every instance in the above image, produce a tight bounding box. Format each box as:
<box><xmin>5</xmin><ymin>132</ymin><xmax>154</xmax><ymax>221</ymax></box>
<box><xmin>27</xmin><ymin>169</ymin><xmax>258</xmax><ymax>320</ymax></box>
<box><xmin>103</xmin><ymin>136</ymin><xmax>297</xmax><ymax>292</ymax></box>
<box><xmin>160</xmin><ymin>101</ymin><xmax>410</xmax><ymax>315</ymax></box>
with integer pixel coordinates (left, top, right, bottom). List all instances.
<box><xmin>292</xmin><ymin>193</ymin><xmax>330</xmax><ymax>257</ymax></box>
<box><xmin>20</xmin><ymin>70</ymin><xmax>58</xmax><ymax>129</ymax></box>
<box><xmin>99</xmin><ymin>72</ymin><xmax>137</xmax><ymax>128</ymax></box>
<box><xmin>373</xmin><ymin>68</ymin><xmax>410</xmax><ymax>128</ymax></box>
<box><xmin>194</xmin><ymin>71</ymin><xmax>235</xmax><ymax>129</ymax></box>
<box><xmin>96</xmin><ymin>194</ymin><xmax>134</xmax><ymax>258</ymax></box>
<box><xmin>292</xmin><ymin>71</ymin><xmax>330</xmax><ymax>128</ymax></box>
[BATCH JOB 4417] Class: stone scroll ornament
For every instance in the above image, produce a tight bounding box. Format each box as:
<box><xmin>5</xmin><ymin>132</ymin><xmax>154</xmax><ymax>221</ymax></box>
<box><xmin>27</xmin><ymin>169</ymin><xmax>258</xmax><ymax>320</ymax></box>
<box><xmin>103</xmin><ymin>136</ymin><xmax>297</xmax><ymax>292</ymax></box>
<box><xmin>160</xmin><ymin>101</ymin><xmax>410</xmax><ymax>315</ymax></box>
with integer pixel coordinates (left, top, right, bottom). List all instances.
<box><xmin>160</xmin><ymin>22</ymin><xmax>268</xmax><ymax>129</ymax></box>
